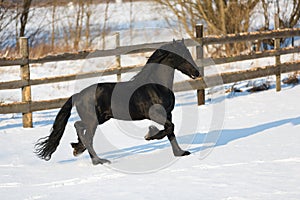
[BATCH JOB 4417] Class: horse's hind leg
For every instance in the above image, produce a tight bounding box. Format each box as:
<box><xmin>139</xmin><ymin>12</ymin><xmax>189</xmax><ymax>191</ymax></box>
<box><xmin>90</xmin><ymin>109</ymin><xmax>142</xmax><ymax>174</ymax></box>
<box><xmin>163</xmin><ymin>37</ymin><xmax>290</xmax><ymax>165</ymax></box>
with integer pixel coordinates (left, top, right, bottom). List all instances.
<box><xmin>77</xmin><ymin>120</ymin><xmax>111</xmax><ymax>165</ymax></box>
<box><xmin>73</xmin><ymin>84</ymin><xmax>110</xmax><ymax>165</ymax></box>
<box><xmin>71</xmin><ymin>121</ymin><xmax>86</xmax><ymax>156</ymax></box>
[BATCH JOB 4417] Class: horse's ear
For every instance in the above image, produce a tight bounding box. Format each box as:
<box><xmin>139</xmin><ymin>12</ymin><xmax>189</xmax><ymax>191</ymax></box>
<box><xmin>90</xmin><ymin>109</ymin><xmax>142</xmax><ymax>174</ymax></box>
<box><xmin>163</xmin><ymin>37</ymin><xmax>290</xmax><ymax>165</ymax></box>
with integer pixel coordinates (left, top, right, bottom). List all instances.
<box><xmin>181</xmin><ymin>38</ymin><xmax>184</xmax><ymax>44</ymax></box>
<box><xmin>173</xmin><ymin>39</ymin><xmax>176</xmax><ymax>44</ymax></box>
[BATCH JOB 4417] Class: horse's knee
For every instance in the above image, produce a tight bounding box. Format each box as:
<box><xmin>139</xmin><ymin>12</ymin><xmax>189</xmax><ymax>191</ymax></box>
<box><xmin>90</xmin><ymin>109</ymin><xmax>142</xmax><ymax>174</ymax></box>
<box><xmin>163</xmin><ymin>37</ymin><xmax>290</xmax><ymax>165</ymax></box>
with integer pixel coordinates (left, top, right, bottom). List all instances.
<box><xmin>167</xmin><ymin>132</ymin><xmax>176</xmax><ymax>141</ymax></box>
<box><xmin>74</xmin><ymin>121</ymin><xmax>85</xmax><ymax>132</ymax></box>
<box><xmin>165</xmin><ymin>122</ymin><xmax>174</xmax><ymax>134</ymax></box>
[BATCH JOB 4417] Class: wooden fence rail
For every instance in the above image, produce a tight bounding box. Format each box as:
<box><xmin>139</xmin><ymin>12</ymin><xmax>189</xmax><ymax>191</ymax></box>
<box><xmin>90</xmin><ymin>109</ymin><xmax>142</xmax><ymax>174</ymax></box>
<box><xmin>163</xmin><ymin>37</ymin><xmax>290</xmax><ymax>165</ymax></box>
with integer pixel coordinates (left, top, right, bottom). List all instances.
<box><xmin>2</xmin><ymin>46</ymin><xmax>299</xmax><ymax>91</ymax></box>
<box><xmin>199</xmin><ymin>28</ymin><xmax>300</xmax><ymax>45</ymax></box>
<box><xmin>1</xmin><ymin>60</ymin><xmax>300</xmax><ymax>115</ymax></box>
<box><xmin>1</xmin><ymin>26</ymin><xmax>300</xmax><ymax>127</ymax></box>
<box><xmin>1</xmin><ymin>28</ymin><xmax>300</xmax><ymax>67</ymax></box>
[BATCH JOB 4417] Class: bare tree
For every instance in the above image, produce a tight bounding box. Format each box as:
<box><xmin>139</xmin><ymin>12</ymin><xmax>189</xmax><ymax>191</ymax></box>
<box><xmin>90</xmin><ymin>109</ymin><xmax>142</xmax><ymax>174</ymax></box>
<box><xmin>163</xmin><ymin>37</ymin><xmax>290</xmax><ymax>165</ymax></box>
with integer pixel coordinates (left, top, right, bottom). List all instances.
<box><xmin>286</xmin><ymin>0</ymin><xmax>300</xmax><ymax>28</ymax></box>
<box><xmin>101</xmin><ymin>0</ymin><xmax>110</xmax><ymax>49</ymax></box>
<box><xmin>156</xmin><ymin>0</ymin><xmax>259</xmax><ymax>35</ymax></box>
<box><xmin>0</xmin><ymin>1</ymin><xmax>14</xmax><ymax>33</ymax></box>
<box><xmin>261</xmin><ymin>0</ymin><xmax>300</xmax><ymax>30</ymax></box>
<box><xmin>0</xmin><ymin>1</ymin><xmax>19</xmax><ymax>50</ymax></box>
<box><xmin>259</xmin><ymin>0</ymin><xmax>300</xmax><ymax>49</ymax></box>
<box><xmin>273</xmin><ymin>0</ymin><xmax>300</xmax><ymax>28</ymax></box>
<box><xmin>85</xmin><ymin>0</ymin><xmax>93</xmax><ymax>49</ymax></box>
<box><xmin>155</xmin><ymin>0</ymin><xmax>260</xmax><ymax>55</ymax></box>
<box><xmin>73</xmin><ymin>0</ymin><xmax>85</xmax><ymax>50</ymax></box>
<box><xmin>19</xmin><ymin>0</ymin><xmax>32</xmax><ymax>37</ymax></box>
<box><xmin>51</xmin><ymin>0</ymin><xmax>57</xmax><ymax>51</ymax></box>
<box><xmin>261</xmin><ymin>0</ymin><xmax>270</xmax><ymax>30</ymax></box>
<box><xmin>129</xmin><ymin>0</ymin><xmax>133</xmax><ymax>44</ymax></box>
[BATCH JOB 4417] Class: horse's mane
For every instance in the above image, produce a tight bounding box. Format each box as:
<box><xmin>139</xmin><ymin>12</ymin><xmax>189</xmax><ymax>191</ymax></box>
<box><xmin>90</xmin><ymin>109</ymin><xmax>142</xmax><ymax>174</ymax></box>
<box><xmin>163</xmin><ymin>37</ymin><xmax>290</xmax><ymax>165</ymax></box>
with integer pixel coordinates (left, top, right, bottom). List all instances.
<box><xmin>130</xmin><ymin>44</ymin><xmax>171</xmax><ymax>81</ymax></box>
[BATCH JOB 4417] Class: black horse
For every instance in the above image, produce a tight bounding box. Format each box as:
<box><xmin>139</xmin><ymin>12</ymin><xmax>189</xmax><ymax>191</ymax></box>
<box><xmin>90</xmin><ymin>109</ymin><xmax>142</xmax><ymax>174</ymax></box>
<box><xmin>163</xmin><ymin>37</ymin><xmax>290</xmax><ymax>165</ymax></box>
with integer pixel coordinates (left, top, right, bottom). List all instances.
<box><xmin>35</xmin><ymin>39</ymin><xmax>200</xmax><ymax>165</ymax></box>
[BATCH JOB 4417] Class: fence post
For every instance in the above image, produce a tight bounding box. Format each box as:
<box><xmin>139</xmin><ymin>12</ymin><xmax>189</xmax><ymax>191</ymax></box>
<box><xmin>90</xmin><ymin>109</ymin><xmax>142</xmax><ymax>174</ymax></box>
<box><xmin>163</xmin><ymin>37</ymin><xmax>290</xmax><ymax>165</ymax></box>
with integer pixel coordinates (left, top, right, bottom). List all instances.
<box><xmin>196</xmin><ymin>24</ymin><xmax>205</xmax><ymax>105</ymax></box>
<box><xmin>19</xmin><ymin>37</ymin><xmax>33</xmax><ymax>128</ymax></box>
<box><xmin>116</xmin><ymin>32</ymin><xmax>121</xmax><ymax>82</ymax></box>
<box><xmin>254</xmin><ymin>40</ymin><xmax>261</xmax><ymax>52</ymax></box>
<box><xmin>274</xmin><ymin>14</ymin><xmax>281</xmax><ymax>92</ymax></box>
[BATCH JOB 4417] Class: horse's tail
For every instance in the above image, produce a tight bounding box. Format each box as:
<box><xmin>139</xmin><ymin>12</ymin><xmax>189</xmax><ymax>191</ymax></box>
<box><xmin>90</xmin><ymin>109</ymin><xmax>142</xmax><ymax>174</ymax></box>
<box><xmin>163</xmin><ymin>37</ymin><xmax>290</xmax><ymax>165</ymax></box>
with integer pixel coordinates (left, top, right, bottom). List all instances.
<box><xmin>35</xmin><ymin>94</ymin><xmax>77</xmax><ymax>161</ymax></box>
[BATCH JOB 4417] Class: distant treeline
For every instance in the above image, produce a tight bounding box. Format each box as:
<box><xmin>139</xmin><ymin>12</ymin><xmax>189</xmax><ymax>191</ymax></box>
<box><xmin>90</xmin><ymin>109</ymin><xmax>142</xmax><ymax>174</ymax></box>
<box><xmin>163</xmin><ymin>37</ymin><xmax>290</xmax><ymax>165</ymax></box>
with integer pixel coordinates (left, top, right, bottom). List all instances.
<box><xmin>2</xmin><ymin>0</ymin><xmax>147</xmax><ymax>8</ymax></box>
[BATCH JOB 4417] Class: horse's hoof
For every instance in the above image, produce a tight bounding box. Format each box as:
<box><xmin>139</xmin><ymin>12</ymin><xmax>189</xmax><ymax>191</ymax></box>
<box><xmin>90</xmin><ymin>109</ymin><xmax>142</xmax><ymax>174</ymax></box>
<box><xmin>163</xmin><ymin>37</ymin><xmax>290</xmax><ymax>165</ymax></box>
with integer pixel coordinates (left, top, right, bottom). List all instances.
<box><xmin>144</xmin><ymin>125</ymin><xmax>159</xmax><ymax>140</ymax></box>
<box><xmin>174</xmin><ymin>150</ymin><xmax>191</xmax><ymax>157</ymax></box>
<box><xmin>182</xmin><ymin>151</ymin><xmax>191</xmax><ymax>156</ymax></box>
<box><xmin>102</xmin><ymin>159</ymin><xmax>111</xmax><ymax>164</ymax></box>
<box><xmin>70</xmin><ymin>142</ymin><xmax>77</xmax><ymax>148</ymax></box>
<box><xmin>144</xmin><ymin>135</ymin><xmax>151</xmax><ymax>140</ymax></box>
<box><xmin>92</xmin><ymin>158</ymin><xmax>111</xmax><ymax>165</ymax></box>
<box><xmin>73</xmin><ymin>149</ymin><xmax>79</xmax><ymax>157</ymax></box>
<box><xmin>71</xmin><ymin>142</ymin><xmax>86</xmax><ymax>157</ymax></box>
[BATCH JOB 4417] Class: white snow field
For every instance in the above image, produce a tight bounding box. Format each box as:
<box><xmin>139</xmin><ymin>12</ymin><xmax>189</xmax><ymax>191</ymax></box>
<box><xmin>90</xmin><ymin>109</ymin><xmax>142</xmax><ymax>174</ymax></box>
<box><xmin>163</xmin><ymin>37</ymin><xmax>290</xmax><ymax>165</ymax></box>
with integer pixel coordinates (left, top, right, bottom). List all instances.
<box><xmin>1</xmin><ymin>1</ymin><xmax>300</xmax><ymax>199</ymax></box>
<box><xmin>0</xmin><ymin>82</ymin><xmax>300</xmax><ymax>199</ymax></box>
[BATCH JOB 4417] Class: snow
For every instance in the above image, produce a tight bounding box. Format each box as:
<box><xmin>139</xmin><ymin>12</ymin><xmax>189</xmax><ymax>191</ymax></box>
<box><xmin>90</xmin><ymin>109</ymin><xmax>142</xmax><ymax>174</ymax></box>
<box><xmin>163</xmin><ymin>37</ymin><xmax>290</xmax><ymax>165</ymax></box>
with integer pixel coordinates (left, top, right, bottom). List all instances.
<box><xmin>1</xmin><ymin>1</ymin><xmax>300</xmax><ymax>199</ymax></box>
<box><xmin>1</xmin><ymin>83</ymin><xmax>300</xmax><ymax>199</ymax></box>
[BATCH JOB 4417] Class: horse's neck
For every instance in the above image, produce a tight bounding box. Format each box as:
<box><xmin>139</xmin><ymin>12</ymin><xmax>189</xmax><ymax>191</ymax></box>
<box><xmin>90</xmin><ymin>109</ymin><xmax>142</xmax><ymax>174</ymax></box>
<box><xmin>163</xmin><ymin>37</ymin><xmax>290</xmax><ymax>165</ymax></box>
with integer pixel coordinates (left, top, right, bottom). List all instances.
<box><xmin>134</xmin><ymin>63</ymin><xmax>175</xmax><ymax>88</ymax></box>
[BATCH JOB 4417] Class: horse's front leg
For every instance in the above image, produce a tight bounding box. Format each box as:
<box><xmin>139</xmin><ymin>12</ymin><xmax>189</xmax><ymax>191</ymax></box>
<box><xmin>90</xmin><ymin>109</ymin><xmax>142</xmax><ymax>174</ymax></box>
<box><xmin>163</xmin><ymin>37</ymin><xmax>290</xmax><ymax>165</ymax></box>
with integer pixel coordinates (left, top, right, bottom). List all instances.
<box><xmin>145</xmin><ymin>113</ymin><xmax>190</xmax><ymax>156</ymax></box>
<box><xmin>167</xmin><ymin>131</ymin><xmax>191</xmax><ymax>157</ymax></box>
<box><xmin>164</xmin><ymin>119</ymin><xmax>190</xmax><ymax>156</ymax></box>
<box><xmin>144</xmin><ymin>125</ymin><xmax>166</xmax><ymax>140</ymax></box>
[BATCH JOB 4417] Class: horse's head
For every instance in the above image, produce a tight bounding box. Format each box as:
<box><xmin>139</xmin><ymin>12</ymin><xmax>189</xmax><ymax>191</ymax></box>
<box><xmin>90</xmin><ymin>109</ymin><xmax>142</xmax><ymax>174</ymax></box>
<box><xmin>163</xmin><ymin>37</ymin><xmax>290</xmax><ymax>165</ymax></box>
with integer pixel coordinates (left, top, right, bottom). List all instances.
<box><xmin>160</xmin><ymin>39</ymin><xmax>200</xmax><ymax>79</ymax></box>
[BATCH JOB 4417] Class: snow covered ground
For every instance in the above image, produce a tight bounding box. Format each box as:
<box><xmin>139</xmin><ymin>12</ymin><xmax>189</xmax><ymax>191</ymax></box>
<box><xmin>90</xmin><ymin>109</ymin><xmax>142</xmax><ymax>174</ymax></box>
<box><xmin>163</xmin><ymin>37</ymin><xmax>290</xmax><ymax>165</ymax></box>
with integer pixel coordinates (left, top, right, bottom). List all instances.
<box><xmin>0</xmin><ymin>83</ymin><xmax>300</xmax><ymax>199</ymax></box>
<box><xmin>1</xmin><ymin>1</ymin><xmax>300</xmax><ymax>199</ymax></box>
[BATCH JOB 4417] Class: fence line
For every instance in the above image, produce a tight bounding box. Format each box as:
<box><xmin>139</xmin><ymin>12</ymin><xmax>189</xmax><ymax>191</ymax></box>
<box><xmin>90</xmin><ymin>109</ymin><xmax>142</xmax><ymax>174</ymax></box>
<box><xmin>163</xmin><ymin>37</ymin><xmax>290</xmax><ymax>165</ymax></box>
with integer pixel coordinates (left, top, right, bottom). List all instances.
<box><xmin>200</xmin><ymin>28</ymin><xmax>300</xmax><ymax>45</ymax></box>
<box><xmin>1</xmin><ymin>60</ymin><xmax>300</xmax><ymax>115</ymax></box>
<box><xmin>1</xmin><ymin>46</ymin><xmax>300</xmax><ymax>91</ymax></box>
<box><xmin>1</xmin><ymin>28</ymin><xmax>300</xmax><ymax>67</ymax></box>
<box><xmin>1</xmin><ymin>26</ymin><xmax>300</xmax><ymax>127</ymax></box>
<box><xmin>0</xmin><ymin>64</ymin><xmax>143</xmax><ymax>90</ymax></box>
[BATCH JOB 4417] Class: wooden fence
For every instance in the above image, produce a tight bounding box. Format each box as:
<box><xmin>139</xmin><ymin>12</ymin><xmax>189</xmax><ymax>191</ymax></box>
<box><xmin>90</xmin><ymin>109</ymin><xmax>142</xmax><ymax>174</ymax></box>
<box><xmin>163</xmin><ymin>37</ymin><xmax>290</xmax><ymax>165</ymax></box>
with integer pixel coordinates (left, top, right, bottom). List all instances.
<box><xmin>1</xmin><ymin>26</ymin><xmax>300</xmax><ymax>127</ymax></box>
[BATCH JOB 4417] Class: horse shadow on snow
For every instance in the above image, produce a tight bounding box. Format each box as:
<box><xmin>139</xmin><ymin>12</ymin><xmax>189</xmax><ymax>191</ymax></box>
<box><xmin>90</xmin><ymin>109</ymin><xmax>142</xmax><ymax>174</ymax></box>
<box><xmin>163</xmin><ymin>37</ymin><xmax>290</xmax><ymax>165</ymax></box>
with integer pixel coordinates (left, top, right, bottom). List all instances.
<box><xmin>59</xmin><ymin>115</ymin><xmax>300</xmax><ymax>164</ymax></box>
